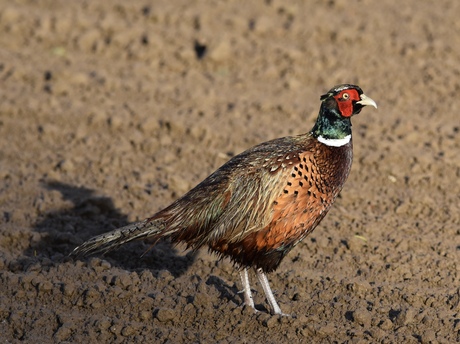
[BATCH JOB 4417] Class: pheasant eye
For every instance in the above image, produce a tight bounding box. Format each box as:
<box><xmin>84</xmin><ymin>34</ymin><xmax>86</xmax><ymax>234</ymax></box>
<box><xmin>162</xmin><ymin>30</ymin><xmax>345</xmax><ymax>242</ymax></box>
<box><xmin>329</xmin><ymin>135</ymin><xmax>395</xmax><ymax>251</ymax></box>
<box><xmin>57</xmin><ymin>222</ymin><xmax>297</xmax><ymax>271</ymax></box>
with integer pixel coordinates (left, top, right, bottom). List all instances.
<box><xmin>342</xmin><ymin>92</ymin><xmax>349</xmax><ymax>100</ymax></box>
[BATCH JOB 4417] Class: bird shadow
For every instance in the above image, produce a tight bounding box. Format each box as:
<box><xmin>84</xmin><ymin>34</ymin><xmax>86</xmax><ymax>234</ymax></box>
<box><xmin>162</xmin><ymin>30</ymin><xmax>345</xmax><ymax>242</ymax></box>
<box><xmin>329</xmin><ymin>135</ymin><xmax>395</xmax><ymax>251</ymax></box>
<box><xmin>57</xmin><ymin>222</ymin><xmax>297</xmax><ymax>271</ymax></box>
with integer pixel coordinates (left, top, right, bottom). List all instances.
<box><xmin>206</xmin><ymin>274</ymin><xmax>242</xmax><ymax>306</ymax></box>
<box><xmin>22</xmin><ymin>180</ymin><xmax>196</xmax><ymax>278</ymax></box>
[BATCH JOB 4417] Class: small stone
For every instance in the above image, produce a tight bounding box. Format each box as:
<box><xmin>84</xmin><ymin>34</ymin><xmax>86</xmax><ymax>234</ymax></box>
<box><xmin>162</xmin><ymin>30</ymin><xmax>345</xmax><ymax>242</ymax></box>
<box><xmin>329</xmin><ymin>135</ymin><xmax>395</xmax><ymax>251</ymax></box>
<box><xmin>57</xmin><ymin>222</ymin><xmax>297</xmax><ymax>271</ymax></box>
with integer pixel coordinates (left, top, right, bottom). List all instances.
<box><xmin>109</xmin><ymin>324</ymin><xmax>119</xmax><ymax>334</ymax></box>
<box><xmin>394</xmin><ymin>307</ymin><xmax>417</xmax><ymax>326</ymax></box>
<box><xmin>262</xmin><ymin>315</ymin><xmax>279</xmax><ymax>328</ymax></box>
<box><xmin>353</xmin><ymin>307</ymin><xmax>372</xmax><ymax>327</ymax></box>
<box><xmin>38</xmin><ymin>281</ymin><xmax>53</xmax><ymax>293</ymax></box>
<box><xmin>256</xmin><ymin>312</ymin><xmax>270</xmax><ymax>326</ymax></box>
<box><xmin>121</xmin><ymin>325</ymin><xmax>135</xmax><ymax>336</ymax></box>
<box><xmin>379</xmin><ymin>318</ymin><xmax>393</xmax><ymax>330</ymax></box>
<box><xmin>155</xmin><ymin>308</ymin><xmax>175</xmax><ymax>323</ymax></box>
<box><xmin>90</xmin><ymin>301</ymin><xmax>103</xmax><ymax>309</ymax></box>
<box><xmin>95</xmin><ymin>317</ymin><xmax>112</xmax><ymax>331</ymax></box>
<box><xmin>112</xmin><ymin>274</ymin><xmax>132</xmax><ymax>289</ymax></box>
<box><xmin>62</xmin><ymin>283</ymin><xmax>76</xmax><ymax>297</ymax></box>
<box><xmin>100</xmin><ymin>260</ymin><xmax>112</xmax><ymax>271</ymax></box>
<box><xmin>139</xmin><ymin>310</ymin><xmax>152</xmax><ymax>321</ymax></box>
<box><xmin>140</xmin><ymin>117</ymin><xmax>160</xmax><ymax>133</ymax></box>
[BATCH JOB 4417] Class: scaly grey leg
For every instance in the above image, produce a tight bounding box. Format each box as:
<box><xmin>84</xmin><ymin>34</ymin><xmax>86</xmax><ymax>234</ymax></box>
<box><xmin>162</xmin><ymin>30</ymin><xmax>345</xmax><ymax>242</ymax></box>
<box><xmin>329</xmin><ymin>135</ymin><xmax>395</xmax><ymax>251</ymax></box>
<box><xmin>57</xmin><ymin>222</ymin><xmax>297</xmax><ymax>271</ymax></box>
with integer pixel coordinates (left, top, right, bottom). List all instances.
<box><xmin>255</xmin><ymin>267</ymin><xmax>285</xmax><ymax>315</ymax></box>
<box><xmin>239</xmin><ymin>268</ymin><xmax>255</xmax><ymax>310</ymax></box>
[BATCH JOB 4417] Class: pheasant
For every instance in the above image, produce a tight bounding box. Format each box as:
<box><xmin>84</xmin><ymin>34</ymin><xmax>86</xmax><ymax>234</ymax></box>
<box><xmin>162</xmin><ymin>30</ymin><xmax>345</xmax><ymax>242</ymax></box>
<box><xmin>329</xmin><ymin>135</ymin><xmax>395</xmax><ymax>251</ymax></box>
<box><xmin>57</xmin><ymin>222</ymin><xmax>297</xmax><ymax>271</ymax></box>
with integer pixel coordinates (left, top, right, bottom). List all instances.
<box><xmin>71</xmin><ymin>84</ymin><xmax>377</xmax><ymax>315</ymax></box>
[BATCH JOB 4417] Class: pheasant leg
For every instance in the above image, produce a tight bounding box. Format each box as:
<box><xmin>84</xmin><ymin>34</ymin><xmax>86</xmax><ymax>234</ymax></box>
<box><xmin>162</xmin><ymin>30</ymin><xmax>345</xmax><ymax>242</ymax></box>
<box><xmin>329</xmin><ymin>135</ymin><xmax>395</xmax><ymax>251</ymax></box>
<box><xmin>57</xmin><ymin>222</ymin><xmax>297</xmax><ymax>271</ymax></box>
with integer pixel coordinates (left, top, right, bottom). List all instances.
<box><xmin>239</xmin><ymin>268</ymin><xmax>255</xmax><ymax>310</ymax></box>
<box><xmin>255</xmin><ymin>267</ymin><xmax>284</xmax><ymax>315</ymax></box>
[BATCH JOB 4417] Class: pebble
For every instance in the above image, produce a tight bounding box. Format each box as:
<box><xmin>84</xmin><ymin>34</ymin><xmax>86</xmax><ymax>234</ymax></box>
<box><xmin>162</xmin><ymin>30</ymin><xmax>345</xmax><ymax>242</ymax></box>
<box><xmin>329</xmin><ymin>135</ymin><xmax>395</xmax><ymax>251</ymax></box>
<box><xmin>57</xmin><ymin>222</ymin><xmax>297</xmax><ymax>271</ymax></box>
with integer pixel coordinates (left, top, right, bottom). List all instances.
<box><xmin>353</xmin><ymin>307</ymin><xmax>372</xmax><ymax>327</ymax></box>
<box><xmin>115</xmin><ymin>274</ymin><xmax>133</xmax><ymax>290</ymax></box>
<box><xmin>379</xmin><ymin>318</ymin><xmax>394</xmax><ymax>330</ymax></box>
<box><xmin>95</xmin><ymin>317</ymin><xmax>112</xmax><ymax>331</ymax></box>
<box><xmin>121</xmin><ymin>325</ymin><xmax>135</xmax><ymax>336</ymax></box>
<box><xmin>38</xmin><ymin>281</ymin><xmax>53</xmax><ymax>293</ymax></box>
<box><xmin>262</xmin><ymin>315</ymin><xmax>279</xmax><ymax>328</ymax></box>
<box><xmin>62</xmin><ymin>283</ymin><xmax>75</xmax><ymax>296</ymax></box>
<box><xmin>394</xmin><ymin>307</ymin><xmax>417</xmax><ymax>326</ymax></box>
<box><xmin>139</xmin><ymin>310</ymin><xmax>153</xmax><ymax>321</ymax></box>
<box><xmin>155</xmin><ymin>308</ymin><xmax>176</xmax><ymax>323</ymax></box>
<box><xmin>139</xmin><ymin>116</ymin><xmax>160</xmax><ymax>133</ymax></box>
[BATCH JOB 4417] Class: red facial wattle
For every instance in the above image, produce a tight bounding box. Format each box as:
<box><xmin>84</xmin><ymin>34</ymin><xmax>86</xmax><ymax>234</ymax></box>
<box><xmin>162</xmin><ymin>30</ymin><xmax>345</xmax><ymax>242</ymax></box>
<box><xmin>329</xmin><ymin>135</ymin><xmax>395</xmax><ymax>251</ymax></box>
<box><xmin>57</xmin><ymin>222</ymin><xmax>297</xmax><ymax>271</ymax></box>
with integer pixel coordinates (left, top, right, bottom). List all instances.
<box><xmin>334</xmin><ymin>89</ymin><xmax>361</xmax><ymax>118</ymax></box>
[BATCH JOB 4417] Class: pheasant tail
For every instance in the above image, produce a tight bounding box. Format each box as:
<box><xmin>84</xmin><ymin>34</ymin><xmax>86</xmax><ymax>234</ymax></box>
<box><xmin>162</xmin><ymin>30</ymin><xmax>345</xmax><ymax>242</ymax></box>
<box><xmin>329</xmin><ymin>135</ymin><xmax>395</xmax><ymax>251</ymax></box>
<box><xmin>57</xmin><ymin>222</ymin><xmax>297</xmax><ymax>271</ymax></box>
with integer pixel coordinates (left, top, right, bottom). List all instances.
<box><xmin>70</xmin><ymin>218</ymin><xmax>168</xmax><ymax>257</ymax></box>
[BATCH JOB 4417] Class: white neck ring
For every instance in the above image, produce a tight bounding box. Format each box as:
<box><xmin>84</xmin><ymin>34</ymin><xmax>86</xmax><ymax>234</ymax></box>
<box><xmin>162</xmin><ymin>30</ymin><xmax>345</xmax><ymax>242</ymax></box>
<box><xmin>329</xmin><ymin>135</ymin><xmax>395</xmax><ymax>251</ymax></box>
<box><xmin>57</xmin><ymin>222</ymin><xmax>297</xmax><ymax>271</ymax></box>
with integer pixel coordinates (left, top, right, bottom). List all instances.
<box><xmin>317</xmin><ymin>134</ymin><xmax>351</xmax><ymax>147</ymax></box>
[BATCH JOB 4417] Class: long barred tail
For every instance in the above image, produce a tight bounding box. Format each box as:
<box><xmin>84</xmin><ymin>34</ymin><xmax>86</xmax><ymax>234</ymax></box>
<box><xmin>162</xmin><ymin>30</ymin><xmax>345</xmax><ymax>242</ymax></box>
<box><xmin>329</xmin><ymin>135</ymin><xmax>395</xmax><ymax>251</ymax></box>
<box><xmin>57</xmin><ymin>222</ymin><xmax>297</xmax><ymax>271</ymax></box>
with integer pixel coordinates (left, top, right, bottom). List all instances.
<box><xmin>70</xmin><ymin>218</ymin><xmax>165</xmax><ymax>257</ymax></box>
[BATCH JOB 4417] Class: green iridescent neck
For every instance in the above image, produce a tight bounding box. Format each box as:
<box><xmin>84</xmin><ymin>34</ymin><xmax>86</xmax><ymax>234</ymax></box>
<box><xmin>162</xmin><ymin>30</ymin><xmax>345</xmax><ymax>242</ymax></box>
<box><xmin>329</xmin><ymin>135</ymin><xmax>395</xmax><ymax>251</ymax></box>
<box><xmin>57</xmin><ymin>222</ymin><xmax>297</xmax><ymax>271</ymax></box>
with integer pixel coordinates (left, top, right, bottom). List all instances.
<box><xmin>311</xmin><ymin>107</ymin><xmax>352</xmax><ymax>140</ymax></box>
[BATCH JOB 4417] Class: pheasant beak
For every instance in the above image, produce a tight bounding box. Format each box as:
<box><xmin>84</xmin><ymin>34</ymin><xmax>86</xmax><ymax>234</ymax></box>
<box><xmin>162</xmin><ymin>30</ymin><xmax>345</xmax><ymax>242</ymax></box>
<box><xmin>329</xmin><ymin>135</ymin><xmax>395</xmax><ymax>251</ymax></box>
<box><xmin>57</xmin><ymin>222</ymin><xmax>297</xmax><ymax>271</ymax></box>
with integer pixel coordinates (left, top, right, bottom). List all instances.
<box><xmin>356</xmin><ymin>94</ymin><xmax>378</xmax><ymax>109</ymax></box>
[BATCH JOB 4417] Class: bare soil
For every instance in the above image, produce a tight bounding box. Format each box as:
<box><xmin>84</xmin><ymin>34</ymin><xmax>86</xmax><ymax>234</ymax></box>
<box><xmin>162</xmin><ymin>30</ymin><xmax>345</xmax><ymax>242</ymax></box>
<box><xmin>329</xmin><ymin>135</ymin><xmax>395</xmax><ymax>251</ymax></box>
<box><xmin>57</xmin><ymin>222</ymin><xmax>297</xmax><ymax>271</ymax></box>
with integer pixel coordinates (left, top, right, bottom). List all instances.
<box><xmin>1</xmin><ymin>0</ymin><xmax>459</xmax><ymax>343</ymax></box>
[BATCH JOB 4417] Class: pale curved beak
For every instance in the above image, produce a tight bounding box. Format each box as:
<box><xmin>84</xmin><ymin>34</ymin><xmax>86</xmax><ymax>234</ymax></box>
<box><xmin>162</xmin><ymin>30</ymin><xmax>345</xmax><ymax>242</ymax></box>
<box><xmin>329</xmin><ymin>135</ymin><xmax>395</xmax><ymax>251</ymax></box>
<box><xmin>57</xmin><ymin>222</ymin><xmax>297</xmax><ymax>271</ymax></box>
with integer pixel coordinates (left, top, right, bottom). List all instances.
<box><xmin>357</xmin><ymin>94</ymin><xmax>378</xmax><ymax>109</ymax></box>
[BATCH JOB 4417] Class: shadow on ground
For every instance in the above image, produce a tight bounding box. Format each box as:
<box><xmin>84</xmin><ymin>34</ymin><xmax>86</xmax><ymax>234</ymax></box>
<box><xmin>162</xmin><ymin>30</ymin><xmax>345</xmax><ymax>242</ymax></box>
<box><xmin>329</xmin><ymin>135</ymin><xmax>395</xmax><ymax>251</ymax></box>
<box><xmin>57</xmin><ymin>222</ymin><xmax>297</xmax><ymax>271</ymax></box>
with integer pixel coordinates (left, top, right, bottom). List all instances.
<box><xmin>26</xmin><ymin>180</ymin><xmax>197</xmax><ymax>278</ymax></box>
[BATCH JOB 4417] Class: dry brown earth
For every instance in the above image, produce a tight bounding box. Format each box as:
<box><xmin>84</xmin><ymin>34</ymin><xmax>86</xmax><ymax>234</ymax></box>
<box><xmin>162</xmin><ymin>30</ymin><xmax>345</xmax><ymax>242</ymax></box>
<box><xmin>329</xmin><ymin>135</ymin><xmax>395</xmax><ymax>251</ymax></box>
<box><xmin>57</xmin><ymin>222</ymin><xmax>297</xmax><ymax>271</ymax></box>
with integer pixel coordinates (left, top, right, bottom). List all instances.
<box><xmin>1</xmin><ymin>0</ymin><xmax>459</xmax><ymax>342</ymax></box>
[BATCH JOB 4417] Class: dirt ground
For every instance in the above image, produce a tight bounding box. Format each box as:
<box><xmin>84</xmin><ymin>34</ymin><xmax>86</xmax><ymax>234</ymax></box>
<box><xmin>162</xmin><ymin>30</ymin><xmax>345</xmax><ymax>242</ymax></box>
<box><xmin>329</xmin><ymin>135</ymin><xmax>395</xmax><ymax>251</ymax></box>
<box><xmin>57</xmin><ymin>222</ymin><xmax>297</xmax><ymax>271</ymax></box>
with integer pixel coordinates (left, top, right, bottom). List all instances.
<box><xmin>1</xmin><ymin>0</ymin><xmax>459</xmax><ymax>343</ymax></box>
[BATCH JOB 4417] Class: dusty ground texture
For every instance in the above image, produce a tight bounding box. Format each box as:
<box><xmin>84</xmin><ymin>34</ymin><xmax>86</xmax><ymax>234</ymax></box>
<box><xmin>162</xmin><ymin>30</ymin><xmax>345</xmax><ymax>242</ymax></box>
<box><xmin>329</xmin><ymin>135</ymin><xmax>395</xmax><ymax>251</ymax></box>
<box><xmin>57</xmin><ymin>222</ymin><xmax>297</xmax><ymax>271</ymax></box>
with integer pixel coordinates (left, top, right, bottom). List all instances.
<box><xmin>1</xmin><ymin>0</ymin><xmax>459</xmax><ymax>343</ymax></box>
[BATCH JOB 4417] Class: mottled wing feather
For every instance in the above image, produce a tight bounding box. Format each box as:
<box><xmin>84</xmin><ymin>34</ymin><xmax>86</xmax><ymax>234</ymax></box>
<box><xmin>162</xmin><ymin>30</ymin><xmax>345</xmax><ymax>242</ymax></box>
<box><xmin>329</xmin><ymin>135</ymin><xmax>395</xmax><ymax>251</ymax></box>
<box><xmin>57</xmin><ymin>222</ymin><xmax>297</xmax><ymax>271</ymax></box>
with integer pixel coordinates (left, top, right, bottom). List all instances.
<box><xmin>215</xmin><ymin>152</ymin><xmax>302</xmax><ymax>244</ymax></box>
<box><xmin>156</xmin><ymin>135</ymin><xmax>312</xmax><ymax>249</ymax></box>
